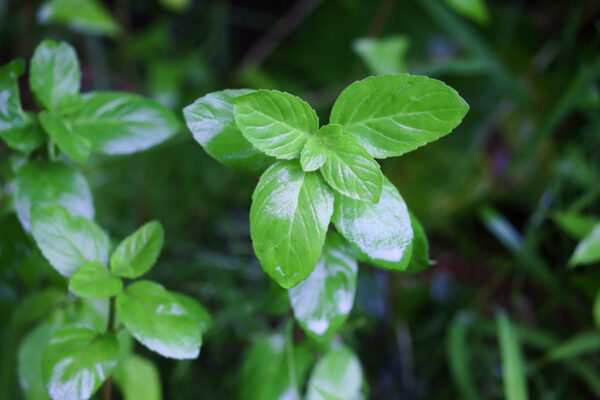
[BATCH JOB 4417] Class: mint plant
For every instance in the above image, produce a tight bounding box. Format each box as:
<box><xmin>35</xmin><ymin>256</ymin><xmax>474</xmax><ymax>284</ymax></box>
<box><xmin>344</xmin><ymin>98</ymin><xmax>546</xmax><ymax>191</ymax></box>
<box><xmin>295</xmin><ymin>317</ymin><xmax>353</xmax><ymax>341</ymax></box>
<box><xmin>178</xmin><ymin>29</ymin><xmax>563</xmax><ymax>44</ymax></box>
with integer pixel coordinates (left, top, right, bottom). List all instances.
<box><xmin>184</xmin><ymin>73</ymin><xmax>468</xmax><ymax>340</ymax></box>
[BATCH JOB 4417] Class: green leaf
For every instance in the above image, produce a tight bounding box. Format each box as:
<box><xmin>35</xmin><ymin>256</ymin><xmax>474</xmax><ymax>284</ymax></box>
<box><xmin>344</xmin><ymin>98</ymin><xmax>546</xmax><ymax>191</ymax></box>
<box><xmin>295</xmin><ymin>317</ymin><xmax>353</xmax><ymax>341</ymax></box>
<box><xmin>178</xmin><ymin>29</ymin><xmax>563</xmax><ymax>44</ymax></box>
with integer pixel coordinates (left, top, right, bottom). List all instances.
<box><xmin>288</xmin><ymin>232</ymin><xmax>357</xmax><ymax>340</ymax></box>
<box><xmin>31</xmin><ymin>204</ymin><xmax>109</xmax><ymax>277</ymax></box>
<box><xmin>0</xmin><ymin>60</ymin><xmax>45</xmax><ymax>152</ymax></box>
<box><xmin>404</xmin><ymin>212</ymin><xmax>433</xmax><ymax>273</ymax></box>
<box><xmin>447</xmin><ymin>312</ymin><xmax>480</xmax><ymax>400</ymax></box>
<box><xmin>159</xmin><ymin>0</ymin><xmax>191</xmax><ymax>12</ymax></box>
<box><xmin>240</xmin><ymin>334</ymin><xmax>313</xmax><ymax>400</ymax></box>
<box><xmin>250</xmin><ymin>161</ymin><xmax>334</xmax><ymax>288</ymax></box>
<box><xmin>332</xmin><ymin>177</ymin><xmax>414</xmax><ymax>270</ymax></box>
<box><xmin>594</xmin><ymin>291</ymin><xmax>600</xmax><ymax>328</ymax></box>
<box><xmin>114</xmin><ymin>354</ymin><xmax>162</xmax><ymax>400</ymax></box>
<box><xmin>37</xmin><ymin>0</ymin><xmax>121</xmax><ymax>36</ymax></box>
<box><xmin>61</xmin><ymin>91</ymin><xmax>180</xmax><ymax>155</ymax></box>
<box><xmin>497</xmin><ymin>312</ymin><xmax>529</xmax><ymax>400</ymax></box>
<box><xmin>540</xmin><ymin>331</ymin><xmax>600</xmax><ymax>365</ymax></box>
<box><xmin>171</xmin><ymin>293</ymin><xmax>212</xmax><ymax>334</ymax></box>
<box><xmin>352</xmin><ymin>35</ymin><xmax>410</xmax><ymax>75</ymax></box>
<box><xmin>42</xmin><ymin>325</ymin><xmax>118</xmax><ymax>400</ymax></box>
<box><xmin>116</xmin><ymin>280</ymin><xmax>202</xmax><ymax>359</ymax></box>
<box><xmin>234</xmin><ymin>90</ymin><xmax>319</xmax><ymax>160</ymax></box>
<box><xmin>69</xmin><ymin>261</ymin><xmax>123</xmax><ymax>298</ymax></box>
<box><xmin>29</xmin><ymin>39</ymin><xmax>80</xmax><ymax>111</ymax></box>
<box><xmin>12</xmin><ymin>160</ymin><xmax>94</xmax><ymax>231</ymax></box>
<box><xmin>183</xmin><ymin>89</ymin><xmax>274</xmax><ymax>174</ymax></box>
<box><xmin>18</xmin><ymin>323</ymin><xmax>53</xmax><ymax>400</ymax></box>
<box><xmin>306</xmin><ymin>346</ymin><xmax>364</xmax><ymax>400</ymax></box>
<box><xmin>303</xmin><ymin>124</ymin><xmax>382</xmax><ymax>202</ymax></box>
<box><xmin>444</xmin><ymin>0</ymin><xmax>489</xmax><ymax>25</ymax></box>
<box><xmin>569</xmin><ymin>224</ymin><xmax>600</xmax><ymax>267</ymax></box>
<box><xmin>330</xmin><ymin>74</ymin><xmax>469</xmax><ymax>159</ymax></box>
<box><xmin>110</xmin><ymin>220</ymin><xmax>164</xmax><ymax>278</ymax></box>
<box><xmin>39</xmin><ymin>111</ymin><xmax>92</xmax><ymax>163</ymax></box>
<box><xmin>552</xmin><ymin>212</ymin><xmax>599</xmax><ymax>240</ymax></box>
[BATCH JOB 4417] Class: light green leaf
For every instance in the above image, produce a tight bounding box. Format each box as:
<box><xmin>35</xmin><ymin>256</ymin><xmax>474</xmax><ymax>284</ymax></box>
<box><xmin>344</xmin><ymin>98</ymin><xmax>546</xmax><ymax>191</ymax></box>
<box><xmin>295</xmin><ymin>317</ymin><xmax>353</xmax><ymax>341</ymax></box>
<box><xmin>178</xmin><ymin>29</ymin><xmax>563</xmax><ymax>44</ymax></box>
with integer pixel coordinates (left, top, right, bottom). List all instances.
<box><xmin>12</xmin><ymin>160</ymin><xmax>94</xmax><ymax>232</ymax></box>
<box><xmin>447</xmin><ymin>312</ymin><xmax>480</xmax><ymax>400</ymax></box>
<box><xmin>306</xmin><ymin>346</ymin><xmax>364</xmax><ymax>400</ymax></box>
<box><xmin>444</xmin><ymin>0</ymin><xmax>489</xmax><ymax>25</ymax></box>
<box><xmin>110</xmin><ymin>220</ymin><xmax>164</xmax><ymax>278</ymax></box>
<box><xmin>37</xmin><ymin>0</ymin><xmax>120</xmax><ymax>36</ymax></box>
<box><xmin>569</xmin><ymin>224</ymin><xmax>600</xmax><ymax>267</ymax></box>
<box><xmin>404</xmin><ymin>212</ymin><xmax>433</xmax><ymax>273</ymax></box>
<box><xmin>69</xmin><ymin>261</ymin><xmax>123</xmax><ymax>298</ymax></box>
<box><xmin>18</xmin><ymin>323</ymin><xmax>53</xmax><ymax>400</ymax></box>
<box><xmin>0</xmin><ymin>60</ymin><xmax>45</xmax><ymax>152</ymax></box>
<box><xmin>114</xmin><ymin>354</ymin><xmax>162</xmax><ymax>400</ymax></box>
<box><xmin>497</xmin><ymin>312</ymin><xmax>529</xmax><ymax>400</ymax></box>
<box><xmin>332</xmin><ymin>177</ymin><xmax>413</xmax><ymax>270</ymax></box>
<box><xmin>540</xmin><ymin>331</ymin><xmax>600</xmax><ymax>365</ymax></box>
<box><xmin>29</xmin><ymin>39</ymin><xmax>80</xmax><ymax>111</ymax></box>
<box><xmin>234</xmin><ymin>90</ymin><xmax>319</xmax><ymax>159</ymax></box>
<box><xmin>552</xmin><ymin>212</ymin><xmax>599</xmax><ymax>240</ymax></box>
<box><xmin>240</xmin><ymin>334</ymin><xmax>313</xmax><ymax>400</ymax></box>
<box><xmin>250</xmin><ymin>161</ymin><xmax>334</xmax><ymax>288</ymax></box>
<box><xmin>183</xmin><ymin>89</ymin><xmax>274</xmax><ymax>174</ymax></box>
<box><xmin>39</xmin><ymin>111</ymin><xmax>92</xmax><ymax>163</ymax></box>
<box><xmin>116</xmin><ymin>280</ymin><xmax>202</xmax><ymax>359</ymax></box>
<box><xmin>330</xmin><ymin>74</ymin><xmax>469</xmax><ymax>159</ymax></box>
<box><xmin>289</xmin><ymin>232</ymin><xmax>357</xmax><ymax>340</ymax></box>
<box><xmin>303</xmin><ymin>124</ymin><xmax>382</xmax><ymax>202</ymax></box>
<box><xmin>171</xmin><ymin>293</ymin><xmax>212</xmax><ymax>334</ymax></box>
<box><xmin>75</xmin><ymin>298</ymin><xmax>109</xmax><ymax>333</ymax></box>
<box><xmin>42</xmin><ymin>325</ymin><xmax>118</xmax><ymax>400</ymax></box>
<box><xmin>31</xmin><ymin>204</ymin><xmax>109</xmax><ymax>277</ymax></box>
<box><xmin>62</xmin><ymin>91</ymin><xmax>180</xmax><ymax>155</ymax></box>
<box><xmin>352</xmin><ymin>35</ymin><xmax>410</xmax><ymax>75</ymax></box>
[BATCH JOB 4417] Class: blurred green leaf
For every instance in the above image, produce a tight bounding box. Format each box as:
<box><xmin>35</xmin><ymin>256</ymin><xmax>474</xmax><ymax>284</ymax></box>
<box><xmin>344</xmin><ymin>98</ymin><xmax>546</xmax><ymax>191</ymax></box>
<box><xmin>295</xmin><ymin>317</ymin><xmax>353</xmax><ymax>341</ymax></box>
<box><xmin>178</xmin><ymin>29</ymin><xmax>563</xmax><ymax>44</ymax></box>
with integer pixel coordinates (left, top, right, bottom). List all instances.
<box><xmin>306</xmin><ymin>346</ymin><xmax>364</xmax><ymax>400</ymax></box>
<box><xmin>114</xmin><ymin>354</ymin><xmax>162</xmax><ymax>400</ymax></box>
<box><xmin>552</xmin><ymin>212</ymin><xmax>599</xmax><ymax>240</ymax></box>
<box><xmin>69</xmin><ymin>261</ymin><xmax>123</xmax><ymax>298</ymax></box>
<box><xmin>352</xmin><ymin>35</ymin><xmax>410</xmax><ymax>75</ymax></box>
<box><xmin>18</xmin><ymin>323</ymin><xmax>53</xmax><ymax>400</ymax></box>
<box><xmin>447</xmin><ymin>312</ymin><xmax>480</xmax><ymax>400</ymax></box>
<box><xmin>497</xmin><ymin>312</ymin><xmax>529</xmax><ymax>400</ymax></box>
<box><xmin>444</xmin><ymin>0</ymin><xmax>489</xmax><ymax>25</ymax></box>
<box><xmin>289</xmin><ymin>232</ymin><xmax>357</xmax><ymax>340</ymax></box>
<box><xmin>158</xmin><ymin>0</ymin><xmax>190</xmax><ymax>12</ymax></box>
<box><xmin>569</xmin><ymin>224</ymin><xmax>600</xmax><ymax>267</ymax></box>
<box><xmin>404</xmin><ymin>212</ymin><xmax>433</xmax><ymax>273</ymax></box>
<box><xmin>110</xmin><ymin>220</ymin><xmax>164</xmax><ymax>279</ymax></box>
<box><xmin>39</xmin><ymin>111</ymin><xmax>91</xmax><ymax>163</ymax></box>
<box><xmin>37</xmin><ymin>0</ymin><xmax>120</xmax><ymax>36</ymax></box>
<box><xmin>540</xmin><ymin>331</ymin><xmax>600</xmax><ymax>365</ymax></box>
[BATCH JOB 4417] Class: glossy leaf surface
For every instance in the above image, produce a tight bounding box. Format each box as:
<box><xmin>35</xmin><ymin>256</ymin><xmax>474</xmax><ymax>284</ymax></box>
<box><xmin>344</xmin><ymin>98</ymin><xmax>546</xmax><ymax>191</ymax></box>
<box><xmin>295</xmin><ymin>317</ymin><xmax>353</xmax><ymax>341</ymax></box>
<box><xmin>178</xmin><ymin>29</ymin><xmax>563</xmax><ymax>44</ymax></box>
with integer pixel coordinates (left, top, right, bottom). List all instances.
<box><xmin>39</xmin><ymin>111</ymin><xmax>92</xmax><ymax>163</ymax></box>
<box><xmin>31</xmin><ymin>204</ymin><xmax>109</xmax><ymax>277</ymax></box>
<box><xmin>569</xmin><ymin>224</ymin><xmax>600</xmax><ymax>267</ymax></box>
<box><xmin>250</xmin><ymin>161</ymin><xmax>334</xmax><ymax>288</ymax></box>
<box><xmin>13</xmin><ymin>160</ymin><xmax>94</xmax><ymax>231</ymax></box>
<box><xmin>330</xmin><ymin>74</ymin><xmax>469</xmax><ymax>158</ymax></box>
<box><xmin>114</xmin><ymin>355</ymin><xmax>162</xmax><ymax>400</ymax></box>
<box><xmin>352</xmin><ymin>35</ymin><xmax>410</xmax><ymax>75</ymax></box>
<box><xmin>42</xmin><ymin>325</ymin><xmax>118</xmax><ymax>400</ymax></box>
<box><xmin>69</xmin><ymin>261</ymin><xmax>123</xmax><ymax>298</ymax></box>
<box><xmin>110</xmin><ymin>220</ymin><xmax>164</xmax><ymax>278</ymax></box>
<box><xmin>303</xmin><ymin>124</ymin><xmax>382</xmax><ymax>202</ymax></box>
<box><xmin>332</xmin><ymin>177</ymin><xmax>413</xmax><ymax>270</ymax></box>
<box><xmin>306</xmin><ymin>346</ymin><xmax>364</xmax><ymax>400</ymax></box>
<box><xmin>63</xmin><ymin>92</ymin><xmax>180</xmax><ymax>155</ymax></box>
<box><xmin>289</xmin><ymin>232</ymin><xmax>357</xmax><ymax>339</ymax></box>
<box><xmin>234</xmin><ymin>90</ymin><xmax>318</xmax><ymax>159</ymax></box>
<box><xmin>183</xmin><ymin>89</ymin><xmax>273</xmax><ymax>174</ymax></box>
<box><xmin>37</xmin><ymin>0</ymin><xmax>121</xmax><ymax>36</ymax></box>
<box><xmin>29</xmin><ymin>40</ymin><xmax>80</xmax><ymax>111</ymax></box>
<box><xmin>240</xmin><ymin>334</ymin><xmax>313</xmax><ymax>400</ymax></box>
<box><xmin>116</xmin><ymin>280</ymin><xmax>202</xmax><ymax>359</ymax></box>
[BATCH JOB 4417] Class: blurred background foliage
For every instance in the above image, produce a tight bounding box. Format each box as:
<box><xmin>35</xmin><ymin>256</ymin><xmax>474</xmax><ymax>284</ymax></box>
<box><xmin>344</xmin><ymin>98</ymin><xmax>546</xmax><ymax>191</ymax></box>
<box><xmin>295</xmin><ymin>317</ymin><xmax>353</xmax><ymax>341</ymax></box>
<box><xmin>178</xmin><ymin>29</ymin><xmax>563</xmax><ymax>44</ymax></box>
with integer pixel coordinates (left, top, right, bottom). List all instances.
<box><xmin>1</xmin><ymin>0</ymin><xmax>600</xmax><ymax>398</ymax></box>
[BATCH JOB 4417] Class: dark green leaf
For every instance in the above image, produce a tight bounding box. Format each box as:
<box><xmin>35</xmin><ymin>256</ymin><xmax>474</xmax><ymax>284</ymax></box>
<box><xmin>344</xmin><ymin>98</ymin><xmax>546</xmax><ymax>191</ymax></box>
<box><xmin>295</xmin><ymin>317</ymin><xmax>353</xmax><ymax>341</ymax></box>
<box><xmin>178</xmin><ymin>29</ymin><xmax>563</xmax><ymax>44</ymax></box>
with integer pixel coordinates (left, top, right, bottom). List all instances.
<box><xmin>444</xmin><ymin>0</ymin><xmax>489</xmax><ymax>25</ymax></box>
<box><xmin>234</xmin><ymin>90</ymin><xmax>319</xmax><ymax>159</ymax></box>
<box><xmin>289</xmin><ymin>232</ymin><xmax>357</xmax><ymax>340</ymax></box>
<box><xmin>42</xmin><ymin>325</ymin><xmax>118</xmax><ymax>400</ymax></box>
<box><xmin>69</xmin><ymin>261</ymin><xmax>123</xmax><ymax>298</ymax></box>
<box><xmin>352</xmin><ymin>35</ymin><xmax>410</xmax><ymax>75</ymax></box>
<box><xmin>447</xmin><ymin>312</ymin><xmax>480</xmax><ymax>400</ymax></box>
<box><xmin>116</xmin><ymin>280</ymin><xmax>202</xmax><ymax>359</ymax></box>
<box><xmin>540</xmin><ymin>331</ymin><xmax>600</xmax><ymax>365</ymax></box>
<box><xmin>569</xmin><ymin>224</ymin><xmax>600</xmax><ymax>267</ymax></box>
<box><xmin>62</xmin><ymin>92</ymin><xmax>180</xmax><ymax>155</ymax></box>
<box><xmin>497</xmin><ymin>312</ymin><xmax>529</xmax><ymax>400</ymax></box>
<box><xmin>250</xmin><ymin>161</ymin><xmax>334</xmax><ymax>288</ymax></box>
<box><xmin>332</xmin><ymin>177</ymin><xmax>414</xmax><ymax>270</ymax></box>
<box><xmin>114</xmin><ymin>355</ymin><xmax>162</xmax><ymax>400</ymax></box>
<box><xmin>29</xmin><ymin>40</ymin><xmax>80</xmax><ymax>111</ymax></box>
<box><xmin>31</xmin><ymin>204</ymin><xmax>109</xmax><ymax>277</ymax></box>
<box><xmin>110</xmin><ymin>220</ymin><xmax>164</xmax><ymax>278</ymax></box>
<box><xmin>330</xmin><ymin>74</ymin><xmax>469</xmax><ymax>158</ymax></box>
<box><xmin>39</xmin><ymin>111</ymin><xmax>92</xmax><ymax>163</ymax></box>
<box><xmin>183</xmin><ymin>89</ymin><xmax>274</xmax><ymax>174</ymax></box>
<box><xmin>13</xmin><ymin>160</ymin><xmax>94</xmax><ymax>231</ymax></box>
<box><xmin>37</xmin><ymin>0</ymin><xmax>120</xmax><ymax>36</ymax></box>
<box><xmin>306</xmin><ymin>346</ymin><xmax>364</xmax><ymax>400</ymax></box>
<box><xmin>404</xmin><ymin>212</ymin><xmax>433</xmax><ymax>273</ymax></box>
<box><xmin>552</xmin><ymin>212</ymin><xmax>599</xmax><ymax>240</ymax></box>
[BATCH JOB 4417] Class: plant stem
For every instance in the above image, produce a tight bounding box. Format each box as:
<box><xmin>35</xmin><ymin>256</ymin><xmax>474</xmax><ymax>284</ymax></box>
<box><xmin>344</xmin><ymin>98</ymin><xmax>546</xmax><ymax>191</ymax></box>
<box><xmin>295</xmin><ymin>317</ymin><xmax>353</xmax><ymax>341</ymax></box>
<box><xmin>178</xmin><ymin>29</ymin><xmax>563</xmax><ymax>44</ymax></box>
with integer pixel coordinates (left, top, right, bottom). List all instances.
<box><xmin>102</xmin><ymin>297</ymin><xmax>116</xmax><ymax>400</ymax></box>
